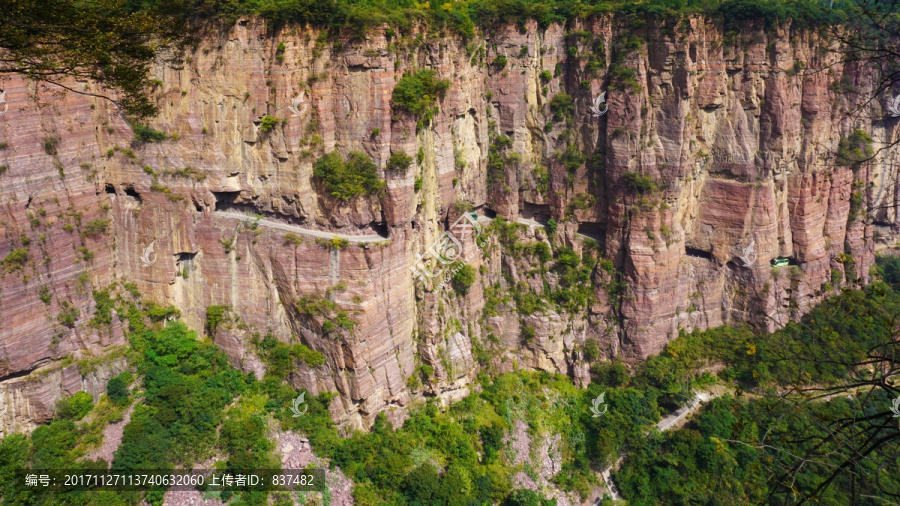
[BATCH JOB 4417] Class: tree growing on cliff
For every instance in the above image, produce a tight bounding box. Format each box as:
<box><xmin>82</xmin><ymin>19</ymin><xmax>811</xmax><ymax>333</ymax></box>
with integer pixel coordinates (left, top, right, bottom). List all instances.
<box><xmin>391</xmin><ymin>69</ymin><xmax>451</xmax><ymax>128</ymax></box>
<box><xmin>313</xmin><ymin>151</ymin><xmax>385</xmax><ymax>201</ymax></box>
<box><xmin>451</xmin><ymin>263</ymin><xmax>477</xmax><ymax>295</ymax></box>
<box><xmin>0</xmin><ymin>0</ymin><xmax>191</xmax><ymax>117</ymax></box>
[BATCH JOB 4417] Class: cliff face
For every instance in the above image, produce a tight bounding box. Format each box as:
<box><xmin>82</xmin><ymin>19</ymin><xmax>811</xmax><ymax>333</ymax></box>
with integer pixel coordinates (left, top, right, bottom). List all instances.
<box><xmin>0</xmin><ymin>15</ymin><xmax>896</xmax><ymax>433</ymax></box>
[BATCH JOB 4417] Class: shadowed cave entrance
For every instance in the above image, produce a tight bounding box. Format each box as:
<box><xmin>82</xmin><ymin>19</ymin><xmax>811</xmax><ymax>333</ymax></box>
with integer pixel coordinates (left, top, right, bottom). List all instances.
<box><xmin>521</xmin><ymin>202</ymin><xmax>551</xmax><ymax>222</ymax></box>
<box><xmin>577</xmin><ymin>222</ymin><xmax>607</xmax><ymax>248</ymax></box>
<box><xmin>212</xmin><ymin>191</ymin><xmax>390</xmax><ymax>239</ymax></box>
<box><xmin>685</xmin><ymin>247</ymin><xmax>714</xmax><ymax>261</ymax></box>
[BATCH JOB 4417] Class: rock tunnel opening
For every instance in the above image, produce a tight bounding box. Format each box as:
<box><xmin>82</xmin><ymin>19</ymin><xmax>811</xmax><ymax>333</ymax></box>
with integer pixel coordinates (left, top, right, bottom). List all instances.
<box><xmin>176</xmin><ymin>252</ymin><xmax>196</xmax><ymax>276</ymax></box>
<box><xmin>685</xmin><ymin>246</ymin><xmax>714</xmax><ymax>260</ymax></box>
<box><xmin>577</xmin><ymin>222</ymin><xmax>607</xmax><ymax>248</ymax></box>
<box><xmin>213</xmin><ymin>191</ymin><xmax>302</xmax><ymax>223</ymax></box>
<box><xmin>212</xmin><ymin>191</ymin><xmax>242</xmax><ymax>211</ymax></box>
<box><xmin>370</xmin><ymin>221</ymin><xmax>390</xmax><ymax>238</ymax></box>
<box><xmin>124</xmin><ymin>186</ymin><xmax>142</xmax><ymax>204</ymax></box>
<box><xmin>474</xmin><ymin>205</ymin><xmax>497</xmax><ymax>219</ymax></box>
<box><xmin>521</xmin><ymin>202</ymin><xmax>551</xmax><ymax>222</ymax></box>
<box><xmin>0</xmin><ymin>365</ymin><xmax>39</xmax><ymax>383</ymax></box>
<box><xmin>213</xmin><ymin>191</ymin><xmax>390</xmax><ymax>239</ymax></box>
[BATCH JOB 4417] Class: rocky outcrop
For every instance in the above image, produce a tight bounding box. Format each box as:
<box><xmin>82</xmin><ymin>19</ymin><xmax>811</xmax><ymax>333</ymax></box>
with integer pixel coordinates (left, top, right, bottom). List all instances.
<box><xmin>0</xmin><ymin>355</ymin><xmax>126</xmax><ymax>438</ymax></box>
<box><xmin>0</xmin><ymin>15</ymin><xmax>895</xmax><ymax>431</ymax></box>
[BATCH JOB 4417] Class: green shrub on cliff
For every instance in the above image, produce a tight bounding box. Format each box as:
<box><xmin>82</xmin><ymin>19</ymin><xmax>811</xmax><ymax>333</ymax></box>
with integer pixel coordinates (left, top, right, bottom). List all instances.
<box><xmin>205</xmin><ymin>304</ymin><xmax>230</xmax><ymax>335</ymax></box>
<box><xmin>451</xmin><ymin>263</ymin><xmax>477</xmax><ymax>295</ymax></box>
<box><xmin>391</xmin><ymin>69</ymin><xmax>450</xmax><ymax>125</ymax></box>
<box><xmin>106</xmin><ymin>372</ymin><xmax>132</xmax><ymax>405</ymax></box>
<box><xmin>132</xmin><ymin>124</ymin><xmax>167</xmax><ymax>143</ymax></box>
<box><xmin>386</xmin><ymin>151</ymin><xmax>413</xmax><ymax>173</ymax></box>
<box><xmin>609</xmin><ymin>64</ymin><xmax>641</xmax><ymax>92</ymax></box>
<box><xmin>56</xmin><ymin>392</ymin><xmax>94</xmax><ymax>421</ymax></box>
<box><xmin>259</xmin><ymin>114</ymin><xmax>279</xmax><ymax>132</ymax></box>
<box><xmin>252</xmin><ymin>334</ymin><xmax>326</xmax><ymax>379</ymax></box>
<box><xmin>82</xmin><ymin>218</ymin><xmax>110</xmax><ymax>236</ymax></box>
<box><xmin>548</xmin><ymin>92</ymin><xmax>574</xmax><ymax>121</ymax></box>
<box><xmin>292</xmin><ymin>342</ymin><xmax>326</xmax><ymax>367</ymax></box>
<box><xmin>623</xmin><ymin>171</ymin><xmax>658</xmax><ymax>193</ymax></box>
<box><xmin>313</xmin><ymin>151</ymin><xmax>385</xmax><ymax>200</ymax></box>
<box><xmin>1</xmin><ymin>248</ymin><xmax>27</xmax><ymax>272</ymax></box>
<box><xmin>836</xmin><ymin>129</ymin><xmax>874</xmax><ymax>168</ymax></box>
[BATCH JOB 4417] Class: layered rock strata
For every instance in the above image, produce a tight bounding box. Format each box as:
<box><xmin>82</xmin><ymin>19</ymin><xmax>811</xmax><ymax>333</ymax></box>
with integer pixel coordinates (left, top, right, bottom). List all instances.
<box><xmin>0</xmin><ymin>15</ymin><xmax>895</xmax><ymax>432</ymax></box>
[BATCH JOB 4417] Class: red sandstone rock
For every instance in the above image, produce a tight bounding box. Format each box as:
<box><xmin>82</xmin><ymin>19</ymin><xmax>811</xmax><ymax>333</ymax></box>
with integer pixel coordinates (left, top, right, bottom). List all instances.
<box><xmin>0</xmin><ymin>16</ymin><xmax>892</xmax><ymax>433</ymax></box>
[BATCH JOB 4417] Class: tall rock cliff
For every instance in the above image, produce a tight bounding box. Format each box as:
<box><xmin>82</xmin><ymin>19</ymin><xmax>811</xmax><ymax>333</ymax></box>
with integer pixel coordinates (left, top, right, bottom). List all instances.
<box><xmin>1</xmin><ymin>15</ymin><xmax>896</xmax><ymax>433</ymax></box>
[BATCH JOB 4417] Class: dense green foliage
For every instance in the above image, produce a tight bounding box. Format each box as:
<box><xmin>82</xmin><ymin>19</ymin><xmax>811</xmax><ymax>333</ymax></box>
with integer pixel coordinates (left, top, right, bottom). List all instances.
<box><xmin>548</xmin><ymin>92</ymin><xmax>574</xmax><ymax>122</ymax></box>
<box><xmin>205</xmin><ymin>304</ymin><xmax>230</xmax><ymax>335</ymax></box>
<box><xmin>486</xmin><ymin>217</ymin><xmax>601</xmax><ymax>316</ymax></box>
<box><xmin>106</xmin><ymin>372</ymin><xmax>133</xmax><ymax>405</ymax></box>
<box><xmin>0</xmin><ymin>419</ymin><xmax>125</xmax><ymax>505</ymax></box>
<box><xmin>252</xmin><ymin>333</ymin><xmax>326</xmax><ymax>379</ymax></box>
<box><xmin>132</xmin><ymin>124</ymin><xmax>168</xmax><ymax>143</ymax></box>
<box><xmin>287</xmin><ymin>372</ymin><xmax>598</xmax><ymax>504</ymax></box>
<box><xmin>4</xmin><ymin>264</ymin><xmax>900</xmax><ymax>505</ymax></box>
<box><xmin>386</xmin><ymin>151</ymin><xmax>414</xmax><ymax>173</ymax></box>
<box><xmin>55</xmin><ymin>392</ymin><xmax>94</xmax><ymax>421</ymax></box>
<box><xmin>611</xmin><ymin>279</ymin><xmax>900</xmax><ymax>503</ymax></box>
<box><xmin>193</xmin><ymin>0</ymin><xmax>856</xmax><ymax>37</ymax></box>
<box><xmin>391</xmin><ymin>70</ymin><xmax>451</xmax><ymax>126</ymax></box>
<box><xmin>451</xmin><ymin>263</ymin><xmax>477</xmax><ymax>295</ymax></box>
<box><xmin>653</xmin><ymin>282</ymin><xmax>900</xmax><ymax>391</ymax></box>
<box><xmin>0</xmin><ymin>290</ymin><xmax>294</xmax><ymax>505</ymax></box>
<box><xmin>622</xmin><ymin>171</ymin><xmax>658</xmax><ymax>193</ymax></box>
<box><xmin>314</xmin><ymin>151</ymin><xmax>386</xmax><ymax>201</ymax></box>
<box><xmin>876</xmin><ymin>254</ymin><xmax>900</xmax><ymax>288</ymax></box>
<box><xmin>617</xmin><ymin>391</ymin><xmax>900</xmax><ymax>504</ymax></box>
<box><xmin>112</xmin><ymin>321</ymin><xmax>250</xmax><ymax>470</ymax></box>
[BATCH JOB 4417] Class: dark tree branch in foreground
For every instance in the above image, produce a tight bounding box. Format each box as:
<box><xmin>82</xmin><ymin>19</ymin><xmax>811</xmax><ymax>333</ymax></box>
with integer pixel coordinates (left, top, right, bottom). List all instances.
<box><xmin>753</xmin><ymin>280</ymin><xmax>900</xmax><ymax>504</ymax></box>
<box><xmin>0</xmin><ymin>0</ymin><xmax>195</xmax><ymax>117</ymax></box>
